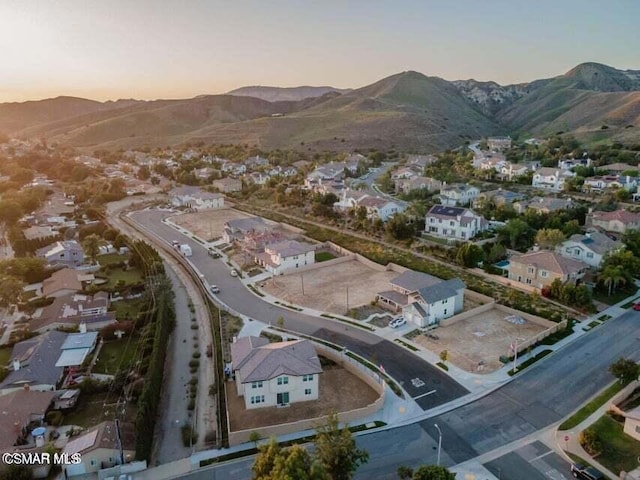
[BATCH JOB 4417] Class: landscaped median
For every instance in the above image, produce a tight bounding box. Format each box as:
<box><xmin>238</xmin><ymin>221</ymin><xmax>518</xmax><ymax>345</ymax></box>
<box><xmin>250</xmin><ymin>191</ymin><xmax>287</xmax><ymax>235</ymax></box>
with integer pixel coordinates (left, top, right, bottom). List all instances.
<box><xmin>559</xmin><ymin>381</ymin><xmax>628</xmax><ymax>430</ymax></box>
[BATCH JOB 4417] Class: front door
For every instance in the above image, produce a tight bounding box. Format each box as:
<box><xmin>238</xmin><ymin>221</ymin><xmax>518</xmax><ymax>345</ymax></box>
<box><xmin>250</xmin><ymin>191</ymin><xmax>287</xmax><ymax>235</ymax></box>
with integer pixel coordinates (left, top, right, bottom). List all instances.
<box><xmin>277</xmin><ymin>392</ymin><xmax>289</xmax><ymax>405</ymax></box>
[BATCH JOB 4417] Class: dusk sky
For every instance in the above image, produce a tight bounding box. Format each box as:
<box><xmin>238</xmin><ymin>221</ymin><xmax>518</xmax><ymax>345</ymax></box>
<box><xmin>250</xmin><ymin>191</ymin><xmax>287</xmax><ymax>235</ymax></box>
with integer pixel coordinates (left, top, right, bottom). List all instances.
<box><xmin>1</xmin><ymin>0</ymin><xmax>639</xmax><ymax>102</ymax></box>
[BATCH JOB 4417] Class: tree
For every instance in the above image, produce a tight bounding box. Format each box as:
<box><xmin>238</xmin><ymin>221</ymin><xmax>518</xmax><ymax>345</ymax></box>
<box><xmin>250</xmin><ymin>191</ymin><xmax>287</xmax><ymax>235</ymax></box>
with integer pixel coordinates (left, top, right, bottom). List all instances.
<box><xmin>486</xmin><ymin>242</ymin><xmax>506</xmax><ymax>264</ymax></box>
<box><xmin>397</xmin><ymin>465</ymin><xmax>455</xmax><ymax>480</ymax></box>
<box><xmin>385</xmin><ymin>213</ymin><xmax>415</xmax><ymax>240</ymax></box>
<box><xmin>439</xmin><ymin>350</ymin><xmax>448</xmax><ymax>364</ymax></box>
<box><xmin>579</xmin><ymin>429</ymin><xmax>601</xmax><ymax>456</ymax></box>
<box><xmin>0</xmin><ymin>275</ymin><xmax>25</xmax><ymax>307</ymax></box>
<box><xmin>609</xmin><ymin>358</ymin><xmax>639</xmax><ymax>384</ymax></box>
<box><xmin>253</xmin><ymin>439</ymin><xmax>327</xmax><ymax>480</ymax></box>
<box><xmin>455</xmin><ymin>243</ymin><xmax>484</xmax><ymax>268</ymax></box>
<box><xmin>0</xmin><ymin>200</ymin><xmax>23</xmax><ymax>225</ymax></box>
<box><xmin>623</xmin><ymin>229</ymin><xmax>640</xmax><ymax>258</ymax></box>
<box><xmin>249</xmin><ymin>431</ymin><xmax>262</xmax><ymax>448</ymax></box>
<box><xmin>600</xmin><ymin>265</ymin><xmax>627</xmax><ymax>296</ymax></box>
<box><xmin>0</xmin><ymin>464</ymin><xmax>33</xmax><ymax>480</ymax></box>
<box><xmin>534</xmin><ymin>228</ymin><xmax>565</xmax><ymax>249</ymax></box>
<box><xmin>500</xmin><ymin>218</ymin><xmax>529</xmax><ymax>249</ymax></box>
<box><xmin>314</xmin><ymin>412</ymin><xmax>368</xmax><ymax>480</ymax></box>
<box><xmin>82</xmin><ymin>234</ymin><xmax>105</xmax><ymax>265</ymax></box>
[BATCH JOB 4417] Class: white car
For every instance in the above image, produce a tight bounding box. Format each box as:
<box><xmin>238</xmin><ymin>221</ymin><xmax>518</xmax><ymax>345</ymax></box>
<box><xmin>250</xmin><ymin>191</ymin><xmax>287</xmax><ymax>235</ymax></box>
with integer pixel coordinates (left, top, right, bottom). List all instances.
<box><xmin>389</xmin><ymin>317</ymin><xmax>406</xmax><ymax>329</ymax></box>
<box><xmin>210</xmin><ymin>285</ymin><xmax>220</xmax><ymax>294</ymax></box>
<box><xmin>230</xmin><ymin>269</ymin><xmax>238</xmax><ymax>277</ymax></box>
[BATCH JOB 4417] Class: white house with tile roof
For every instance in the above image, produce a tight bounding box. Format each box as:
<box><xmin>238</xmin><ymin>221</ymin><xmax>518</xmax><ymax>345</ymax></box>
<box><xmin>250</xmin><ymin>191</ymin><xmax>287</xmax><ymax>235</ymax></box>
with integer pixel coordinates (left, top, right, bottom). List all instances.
<box><xmin>424</xmin><ymin>205</ymin><xmax>488</xmax><ymax>240</ymax></box>
<box><xmin>557</xmin><ymin>230</ymin><xmax>624</xmax><ymax>268</ymax></box>
<box><xmin>230</xmin><ymin>336</ymin><xmax>322</xmax><ymax>409</ymax></box>
<box><xmin>254</xmin><ymin>240</ymin><xmax>316</xmax><ymax>275</ymax></box>
<box><xmin>531</xmin><ymin>167</ymin><xmax>575</xmax><ymax>192</ymax></box>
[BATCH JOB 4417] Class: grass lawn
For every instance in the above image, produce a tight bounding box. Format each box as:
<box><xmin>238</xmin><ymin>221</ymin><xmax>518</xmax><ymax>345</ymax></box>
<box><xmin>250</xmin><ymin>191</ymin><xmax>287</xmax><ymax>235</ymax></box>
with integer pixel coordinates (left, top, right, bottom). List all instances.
<box><xmin>93</xmin><ymin>338</ymin><xmax>139</xmax><ymax>375</ymax></box>
<box><xmin>316</xmin><ymin>251</ymin><xmax>337</xmax><ymax>262</ymax></box>
<box><xmin>64</xmin><ymin>391</ymin><xmax>136</xmax><ymax>428</ymax></box>
<box><xmin>98</xmin><ymin>253</ymin><xmax>128</xmax><ymax>266</ymax></box>
<box><xmin>101</xmin><ymin>266</ymin><xmax>144</xmax><ymax>289</ymax></box>
<box><xmin>0</xmin><ymin>346</ymin><xmax>11</xmax><ymax>366</ymax></box>
<box><xmin>593</xmin><ymin>286</ymin><xmax>639</xmax><ymax>306</ymax></box>
<box><xmin>560</xmin><ymin>381</ymin><xmax>626</xmax><ymax>430</ymax></box>
<box><xmin>110</xmin><ymin>297</ymin><xmax>146</xmax><ymax>321</ymax></box>
<box><xmin>586</xmin><ymin>414</ymin><xmax>640</xmax><ymax>475</ymax></box>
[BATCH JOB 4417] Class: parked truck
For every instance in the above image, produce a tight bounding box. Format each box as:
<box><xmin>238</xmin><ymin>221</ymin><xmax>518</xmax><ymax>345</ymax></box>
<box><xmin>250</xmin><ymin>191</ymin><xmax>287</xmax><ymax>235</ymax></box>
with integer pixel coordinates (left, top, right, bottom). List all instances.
<box><xmin>179</xmin><ymin>244</ymin><xmax>192</xmax><ymax>257</ymax></box>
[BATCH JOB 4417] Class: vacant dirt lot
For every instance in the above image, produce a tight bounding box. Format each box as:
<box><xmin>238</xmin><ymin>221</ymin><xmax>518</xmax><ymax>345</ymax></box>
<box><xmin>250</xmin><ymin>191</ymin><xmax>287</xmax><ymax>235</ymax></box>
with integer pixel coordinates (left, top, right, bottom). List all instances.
<box><xmin>413</xmin><ymin>307</ymin><xmax>548</xmax><ymax>374</ymax></box>
<box><xmin>227</xmin><ymin>359</ymin><xmax>380</xmax><ymax>431</ymax></box>
<box><xmin>170</xmin><ymin>208</ymin><xmax>252</xmax><ymax>241</ymax></box>
<box><xmin>260</xmin><ymin>259</ymin><xmax>398</xmax><ymax>315</ymax></box>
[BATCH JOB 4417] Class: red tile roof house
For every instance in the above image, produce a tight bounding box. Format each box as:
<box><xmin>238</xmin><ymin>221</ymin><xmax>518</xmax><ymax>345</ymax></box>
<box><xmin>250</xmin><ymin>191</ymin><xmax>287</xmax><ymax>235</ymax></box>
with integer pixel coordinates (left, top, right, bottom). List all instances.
<box><xmin>586</xmin><ymin>209</ymin><xmax>640</xmax><ymax>234</ymax></box>
<box><xmin>507</xmin><ymin>250</ymin><xmax>588</xmax><ymax>290</ymax></box>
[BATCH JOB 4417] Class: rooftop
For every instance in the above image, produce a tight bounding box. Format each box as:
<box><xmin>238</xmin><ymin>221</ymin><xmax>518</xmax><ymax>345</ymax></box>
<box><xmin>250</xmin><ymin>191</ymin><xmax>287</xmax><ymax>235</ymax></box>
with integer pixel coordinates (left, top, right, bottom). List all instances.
<box><xmin>510</xmin><ymin>250</ymin><xmax>586</xmax><ymax>275</ymax></box>
<box><xmin>42</xmin><ymin>268</ymin><xmax>83</xmax><ymax>296</ymax></box>
<box><xmin>0</xmin><ymin>390</ymin><xmax>57</xmax><ymax>449</ymax></box>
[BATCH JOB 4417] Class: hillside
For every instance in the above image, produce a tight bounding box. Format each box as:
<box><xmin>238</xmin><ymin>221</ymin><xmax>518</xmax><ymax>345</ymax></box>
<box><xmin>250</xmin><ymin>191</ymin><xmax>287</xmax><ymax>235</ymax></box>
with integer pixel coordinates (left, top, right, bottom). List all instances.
<box><xmin>227</xmin><ymin>85</ymin><xmax>351</xmax><ymax>102</ymax></box>
<box><xmin>2</xmin><ymin>62</ymin><xmax>639</xmax><ymax>151</ymax></box>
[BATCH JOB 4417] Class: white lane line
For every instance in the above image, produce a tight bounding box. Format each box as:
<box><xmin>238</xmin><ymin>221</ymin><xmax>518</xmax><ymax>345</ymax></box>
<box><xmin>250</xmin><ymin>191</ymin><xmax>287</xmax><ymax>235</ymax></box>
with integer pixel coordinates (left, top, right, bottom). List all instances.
<box><xmin>412</xmin><ymin>389</ymin><xmax>437</xmax><ymax>400</ymax></box>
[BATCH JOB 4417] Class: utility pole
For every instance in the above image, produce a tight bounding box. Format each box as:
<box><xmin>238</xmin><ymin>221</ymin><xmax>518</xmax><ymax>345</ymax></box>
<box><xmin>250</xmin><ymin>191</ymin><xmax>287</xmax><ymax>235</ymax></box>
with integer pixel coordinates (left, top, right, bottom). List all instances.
<box><xmin>346</xmin><ymin>285</ymin><xmax>349</xmax><ymax>311</ymax></box>
<box><xmin>300</xmin><ymin>273</ymin><xmax>304</xmax><ymax>295</ymax></box>
<box><xmin>434</xmin><ymin>423</ymin><xmax>442</xmax><ymax>466</ymax></box>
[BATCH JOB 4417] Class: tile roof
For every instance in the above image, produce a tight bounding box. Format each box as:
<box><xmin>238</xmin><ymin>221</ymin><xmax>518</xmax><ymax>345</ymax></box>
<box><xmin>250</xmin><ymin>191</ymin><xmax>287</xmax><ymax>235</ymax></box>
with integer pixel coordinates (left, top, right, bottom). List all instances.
<box><xmin>590</xmin><ymin>209</ymin><xmax>640</xmax><ymax>225</ymax></box>
<box><xmin>232</xmin><ymin>337</ymin><xmax>322</xmax><ymax>383</ymax></box>
<box><xmin>265</xmin><ymin>240</ymin><xmax>316</xmax><ymax>258</ymax></box>
<box><xmin>0</xmin><ymin>390</ymin><xmax>57</xmax><ymax>449</ymax></box>
<box><xmin>510</xmin><ymin>250</ymin><xmax>586</xmax><ymax>275</ymax></box>
<box><xmin>566</xmin><ymin>231</ymin><xmax>623</xmax><ymax>255</ymax></box>
<box><xmin>42</xmin><ymin>268</ymin><xmax>83</xmax><ymax>296</ymax></box>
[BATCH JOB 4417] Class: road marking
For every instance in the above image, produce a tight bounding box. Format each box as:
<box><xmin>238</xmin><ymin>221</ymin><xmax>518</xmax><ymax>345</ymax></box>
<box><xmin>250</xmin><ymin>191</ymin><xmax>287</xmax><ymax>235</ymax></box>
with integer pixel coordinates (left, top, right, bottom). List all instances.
<box><xmin>412</xmin><ymin>389</ymin><xmax>437</xmax><ymax>400</ymax></box>
<box><xmin>529</xmin><ymin>450</ymin><xmax>554</xmax><ymax>462</ymax></box>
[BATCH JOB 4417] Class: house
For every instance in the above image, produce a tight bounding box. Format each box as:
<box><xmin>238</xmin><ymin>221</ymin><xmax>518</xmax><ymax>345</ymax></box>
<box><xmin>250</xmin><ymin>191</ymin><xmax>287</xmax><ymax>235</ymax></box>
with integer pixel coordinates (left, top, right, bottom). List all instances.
<box><xmin>532</xmin><ymin>167</ymin><xmax>575</xmax><ymax>192</ymax></box>
<box><xmin>170</xmin><ymin>186</ymin><xmax>224</xmax><ymax>210</ymax></box>
<box><xmin>245</xmin><ymin>155</ymin><xmax>270</xmax><ymax>170</ymax></box>
<box><xmin>356</xmin><ymin>196</ymin><xmax>405</xmax><ymax>221</ymax></box>
<box><xmin>194</xmin><ymin>167</ymin><xmax>217</xmax><ymax>180</ymax></box>
<box><xmin>473</xmin><ymin>189</ymin><xmax>525</xmax><ymax>209</ymax></box>
<box><xmin>583</xmin><ymin>175</ymin><xmax>638</xmax><ymax>193</ymax></box>
<box><xmin>487</xmin><ymin>136</ymin><xmax>512</xmax><ymax>151</ymax></box>
<box><xmin>406</xmin><ymin>154</ymin><xmax>437</xmax><ymax>170</ymax></box>
<box><xmin>230</xmin><ymin>336</ymin><xmax>322</xmax><ymax>409</ymax></box>
<box><xmin>557</xmin><ymin>230</ymin><xmax>624</xmax><ymax>268</ymax></box>
<box><xmin>305</xmin><ymin>163</ymin><xmax>347</xmax><ymax>190</ymax></box>
<box><xmin>212</xmin><ymin>178</ymin><xmax>243</xmax><ymax>193</ymax></box>
<box><xmin>558</xmin><ymin>157</ymin><xmax>592</xmax><ymax>170</ymax></box>
<box><xmin>376</xmin><ymin>270</ymin><xmax>465</xmax><ymax>327</ymax></box>
<box><xmin>0</xmin><ymin>390</ymin><xmax>57</xmax><ymax>448</ymax></box>
<box><xmin>424</xmin><ymin>205</ymin><xmax>489</xmax><ymax>240</ymax></box>
<box><xmin>623</xmin><ymin>406</ymin><xmax>640</xmax><ymax>442</ymax></box>
<box><xmin>586</xmin><ymin>209</ymin><xmax>640</xmax><ymax>233</ymax></box>
<box><xmin>23</xmin><ymin>225</ymin><xmax>58</xmax><ymax>241</ymax></box>
<box><xmin>223</xmin><ymin>217</ymin><xmax>271</xmax><ymax>244</ymax></box>
<box><xmin>31</xmin><ymin>291</ymin><xmax>116</xmax><ymax>333</ymax></box>
<box><xmin>63</xmin><ymin>421</ymin><xmax>136</xmax><ymax>477</ymax></box>
<box><xmin>36</xmin><ymin>240</ymin><xmax>84</xmax><ymax>267</ymax></box>
<box><xmin>0</xmin><ymin>331</ymin><xmax>67</xmax><ymax>394</ymax></box>
<box><xmin>395</xmin><ymin>176</ymin><xmax>442</xmax><ymax>195</ymax></box>
<box><xmin>392</xmin><ymin>167</ymin><xmax>419</xmax><ymax>180</ymax></box>
<box><xmin>255</xmin><ymin>240</ymin><xmax>316</xmax><ymax>275</ymax></box>
<box><xmin>41</xmin><ymin>268</ymin><xmax>91</xmax><ymax>297</ymax></box>
<box><xmin>472</xmin><ymin>152</ymin><xmax>506</xmax><ymax>170</ymax></box>
<box><xmin>600</xmin><ymin>162</ymin><xmax>640</xmax><ymax>174</ymax></box>
<box><xmin>507</xmin><ymin>250</ymin><xmax>587</xmax><ymax>290</ymax></box>
<box><xmin>514</xmin><ymin>196</ymin><xmax>574</xmax><ymax>215</ymax></box>
<box><xmin>439</xmin><ymin>184</ymin><xmax>480</xmax><ymax>206</ymax></box>
<box><xmin>497</xmin><ymin>163</ymin><xmax>528</xmax><ymax>181</ymax></box>
<box><xmin>55</xmin><ymin>332</ymin><xmax>99</xmax><ymax>368</ymax></box>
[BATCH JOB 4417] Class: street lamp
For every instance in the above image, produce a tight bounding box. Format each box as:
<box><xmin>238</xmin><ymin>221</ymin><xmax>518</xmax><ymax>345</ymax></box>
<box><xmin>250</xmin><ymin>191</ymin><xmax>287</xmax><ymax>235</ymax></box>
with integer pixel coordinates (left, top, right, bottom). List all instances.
<box><xmin>434</xmin><ymin>423</ymin><xmax>442</xmax><ymax>466</ymax></box>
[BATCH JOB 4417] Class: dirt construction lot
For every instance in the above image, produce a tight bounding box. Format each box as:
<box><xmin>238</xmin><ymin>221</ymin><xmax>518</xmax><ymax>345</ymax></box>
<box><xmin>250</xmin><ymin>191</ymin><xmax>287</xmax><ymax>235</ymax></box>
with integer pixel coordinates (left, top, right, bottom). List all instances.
<box><xmin>260</xmin><ymin>259</ymin><xmax>398</xmax><ymax>315</ymax></box>
<box><xmin>413</xmin><ymin>307</ymin><xmax>548</xmax><ymax>374</ymax></box>
<box><xmin>169</xmin><ymin>208</ymin><xmax>252</xmax><ymax>241</ymax></box>
<box><xmin>227</xmin><ymin>358</ymin><xmax>380</xmax><ymax>431</ymax></box>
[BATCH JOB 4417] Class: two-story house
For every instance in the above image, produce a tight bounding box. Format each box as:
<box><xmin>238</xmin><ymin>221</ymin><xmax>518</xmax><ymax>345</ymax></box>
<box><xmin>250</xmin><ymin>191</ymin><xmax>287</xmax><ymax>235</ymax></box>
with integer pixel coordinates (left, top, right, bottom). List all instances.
<box><xmin>170</xmin><ymin>186</ymin><xmax>224</xmax><ymax>210</ymax></box>
<box><xmin>212</xmin><ymin>178</ymin><xmax>243</xmax><ymax>193</ymax></box>
<box><xmin>424</xmin><ymin>205</ymin><xmax>488</xmax><ymax>240</ymax></box>
<box><xmin>395</xmin><ymin>176</ymin><xmax>443</xmax><ymax>195</ymax></box>
<box><xmin>514</xmin><ymin>196</ymin><xmax>574</xmax><ymax>215</ymax></box>
<box><xmin>230</xmin><ymin>336</ymin><xmax>323</xmax><ymax>409</ymax></box>
<box><xmin>357</xmin><ymin>196</ymin><xmax>406</xmax><ymax>221</ymax></box>
<box><xmin>487</xmin><ymin>136</ymin><xmax>512</xmax><ymax>151</ymax></box>
<box><xmin>583</xmin><ymin>175</ymin><xmax>638</xmax><ymax>193</ymax></box>
<box><xmin>531</xmin><ymin>168</ymin><xmax>576</xmax><ymax>192</ymax></box>
<box><xmin>31</xmin><ymin>291</ymin><xmax>116</xmax><ymax>333</ymax></box>
<box><xmin>586</xmin><ymin>209</ymin><xmax>640</xmax><ymax>233</ymax></box>
<box><xmin>376</xmin><ymin>270</ymin><xmax>465</xmax><ymax>328</ymax></box>
<box><xmin>254</xmin><ymin>240</ymin><xmax>316</xmax><ymax>275</ymax></box>
<box><xmin>439</xmin><ymin>184</ymin><xmax>480</xmax><ymax>206</ymax></box>
<box><xmin>473</xmin><ymin>189</ymin><xmax>525</xmax><ymax>209</ymax></box>
<box><xmin>557</xmin><ymin>230</ymin><xmax>624</xmax><ymax>268</ymax></box>
<box><xmin>36</xmin><ymin>240</ymin><xmax>84</xmax><ymax>267</ymax></box>
<box><xmin>507</xmin><ymin>250</ymin><xmax>588</xmax><ymax>290</ymax></box>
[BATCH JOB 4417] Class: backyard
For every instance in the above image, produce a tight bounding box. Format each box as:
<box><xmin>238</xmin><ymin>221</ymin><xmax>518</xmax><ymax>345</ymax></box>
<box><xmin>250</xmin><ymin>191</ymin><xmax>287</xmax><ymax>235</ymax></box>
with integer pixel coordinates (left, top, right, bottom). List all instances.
<box><xmin>110</xmin><ymin>297</ymin><xmax>146</xmax><ymax>321</ymax></box>
<box><xmin>260</xmin><ymin>258</ymin><xmax>398</xmax><ymax>316</ymax></box>
<box><xmin>93</xmin><ymin>337</ymin><xmax>139</xmax><ymax>375</ymax></box>
<box><xmin>64</xmin><ymin>391</ymin><xmax>136</xmax><ymax>428</ymax></box>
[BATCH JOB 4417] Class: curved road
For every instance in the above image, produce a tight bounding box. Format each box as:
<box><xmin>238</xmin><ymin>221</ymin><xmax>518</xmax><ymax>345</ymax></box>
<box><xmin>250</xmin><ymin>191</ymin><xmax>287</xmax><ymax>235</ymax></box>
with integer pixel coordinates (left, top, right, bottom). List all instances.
<box><xmin>129</xmin><ymin>208</ymin><xmax>640</xmax><ymax>479</ymax></box>
<box><xmin>129</xmin><ymin>209</ymin><xmax>468</xmax><ymax>410</ymax></box>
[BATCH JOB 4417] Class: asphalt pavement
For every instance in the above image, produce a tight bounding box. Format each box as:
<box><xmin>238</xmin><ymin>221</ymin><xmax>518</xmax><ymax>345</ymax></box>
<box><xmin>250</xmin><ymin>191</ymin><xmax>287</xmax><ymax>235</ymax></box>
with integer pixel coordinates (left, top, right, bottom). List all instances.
<box><xmin>484</xmin><ymin>441</ymin><xmax>572</xmax><ymax>480</ymax></box>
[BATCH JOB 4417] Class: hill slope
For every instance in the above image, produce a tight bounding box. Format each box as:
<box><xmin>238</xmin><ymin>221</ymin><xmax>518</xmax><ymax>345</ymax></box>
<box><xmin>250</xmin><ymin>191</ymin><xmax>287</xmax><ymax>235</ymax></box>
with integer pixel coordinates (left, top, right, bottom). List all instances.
<box><xmin>227</xmin><ymin>85</ymin><xmax>351</xmax><ymax>102</ymax></box>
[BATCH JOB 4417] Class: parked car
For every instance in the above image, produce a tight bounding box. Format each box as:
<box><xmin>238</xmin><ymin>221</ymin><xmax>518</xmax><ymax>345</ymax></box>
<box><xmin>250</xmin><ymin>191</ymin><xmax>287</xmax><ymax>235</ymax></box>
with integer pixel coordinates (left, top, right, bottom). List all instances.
<box><xmin>633</xmin><ymin>303</ymin><xmax>640</xmax><ymax>311</ymax></box>
<box><xmin>570</xmin><ymin>464</ymin><xmax>605</xmax><ymax>480</ymax></box>
<box><xmin>210</xmin><ymin>285</ymin><xmax>220</xmax><ymax>294</ymax></box>
<box><xmin>230</xmin><ymin>269</ymin><xmax>238</xmax><ymax>277</ymax></box>
<box><xmin>389</xmin><ymin>317</ymin><xmax>407</xmax><ymax>329</ymax></box>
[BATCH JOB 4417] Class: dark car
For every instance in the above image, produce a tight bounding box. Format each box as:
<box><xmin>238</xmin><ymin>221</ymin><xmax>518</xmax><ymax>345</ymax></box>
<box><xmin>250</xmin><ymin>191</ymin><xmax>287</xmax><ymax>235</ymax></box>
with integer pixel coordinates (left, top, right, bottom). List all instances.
<box><xmin>633</xmin><ymin>303</ymin><xmax>640</xmax><ymax>311</ymax></box>
<box><xmin>570</xmin><ymin>463</ymin><xmax>605</xmax><ymax>480</ymax></box>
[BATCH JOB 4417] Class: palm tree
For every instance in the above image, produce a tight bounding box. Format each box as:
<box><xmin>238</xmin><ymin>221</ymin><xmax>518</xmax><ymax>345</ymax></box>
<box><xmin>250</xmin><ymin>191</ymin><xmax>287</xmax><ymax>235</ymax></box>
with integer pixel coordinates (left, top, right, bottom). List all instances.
<box><xmin>82</xmin><ymin>234</ymin><xmax>106</xmax><ymax>265</ymax></box>
<box><xmin>601</xmin><ymin>265</ymin><xmax>627</xmax><ymax>296</ymax></box>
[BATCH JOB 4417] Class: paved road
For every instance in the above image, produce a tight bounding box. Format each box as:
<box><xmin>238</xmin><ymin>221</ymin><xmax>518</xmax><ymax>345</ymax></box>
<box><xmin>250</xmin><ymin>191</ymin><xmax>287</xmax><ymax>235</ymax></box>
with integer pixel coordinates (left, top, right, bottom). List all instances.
<box><xmin>484</xmin><ymin>441</ymin><xmax>572</xmax><ymax>480</ymax></box>
<box><xmin>129</xmin><ymin>209</ymin><xmax>468</xmax><ymax>410</ymax></box>
<box><xmin>178</xmin><ymin>306</ymin><xmax>640</xmax><ymax>479</ymax></box>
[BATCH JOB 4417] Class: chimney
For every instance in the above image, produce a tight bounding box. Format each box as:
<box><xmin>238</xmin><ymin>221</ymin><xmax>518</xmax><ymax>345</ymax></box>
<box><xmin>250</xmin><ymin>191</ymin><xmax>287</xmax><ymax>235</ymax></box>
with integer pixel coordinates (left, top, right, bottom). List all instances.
<box><xmin>12</xmin><ymin>359</ymin><xmax>20</xmax><ymax>371</ymax></box>
<box><xmin>79</xmin><ymin>322</ymin><xmax>87</xmax><ymax>333</ymax></box>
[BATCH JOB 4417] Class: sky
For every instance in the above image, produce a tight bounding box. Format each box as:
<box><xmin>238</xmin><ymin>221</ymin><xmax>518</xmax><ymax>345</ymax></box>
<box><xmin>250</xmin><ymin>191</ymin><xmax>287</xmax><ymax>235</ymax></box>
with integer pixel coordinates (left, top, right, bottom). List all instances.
<box><xmin>0</xmin><ymin>0</ymin><xmax>638</xmax><ymax>102</ymax></box>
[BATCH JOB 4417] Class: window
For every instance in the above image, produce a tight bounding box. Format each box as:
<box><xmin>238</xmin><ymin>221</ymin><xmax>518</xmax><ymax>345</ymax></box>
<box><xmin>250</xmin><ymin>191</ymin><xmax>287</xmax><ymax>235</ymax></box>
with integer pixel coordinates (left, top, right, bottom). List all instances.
<box><xmin>91</xmin><ymin>459</ymin><xmax>97</xmax><ymax>466</ymax></box>
<box><xmin>250</xmin><ymin>395</ymin><xmax>265</xmax><ymax>405</ymax></box>
<box><xmin>586</xmin><ymin>252</ymin><xmax>594</xmax><ymax>258</ymax></box>
<box><xmin>636</xmin><ymin>425</ymin><xmax>640</xmax><ymax>434</ymax></box>
<box><xmin>251</xmin><ymin>381</ymin><xmax>263</xmax><ymax>389</ymax></box>
<box><xmin>540</xmin><ymin>271</ymin><xmax>548</xmax><ymax>278</ymax></box>
<box><xmin>442</xmin><ymin>298</ymin><xmax>448</xmax><ymax>304</ymax></box>
<box><xmin>526</xmin><ymin>278</ymin><xmax>532</xmax><ymax>285</ymax></box>
<box><xmin>443</xmin><ymin>309</ymin><xmax>447</xmax><ymax>315</ymax></box>
<box><xmin>277</xmin><ymin>376</ymin><xmax>289</xmax><ymax>385</ymax></box>
<box><xmin>449</xmin><ymin>221</ymin><xmax>455</xmax><ymax>226</ymax></box>
<box><xmin>302</xmin><ymin>374</ymin><xmax>314</xmax><ymax>382</ymax></box>
<box><xmin>527</xmin><ymin>267</ymin><xmax>535</xmax><ymax>274</ymax></box>
<box><xmin>305</xmin><ymin>388</ymin><xmax>312</xmax><ymax>395</ymax></box>
<box><xmin>565</xmin><ymin>247</ymin><xmax>572</xmax><ymax>253</ymax></box>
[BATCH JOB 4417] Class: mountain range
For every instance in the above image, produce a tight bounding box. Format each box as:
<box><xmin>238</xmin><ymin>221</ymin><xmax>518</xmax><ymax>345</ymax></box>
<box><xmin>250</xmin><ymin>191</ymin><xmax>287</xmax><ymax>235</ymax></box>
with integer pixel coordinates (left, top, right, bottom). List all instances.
<box><xmin>1</xmin><ymin>62</ymin><xmax>639</xmax><ymax>152</ymax></box>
